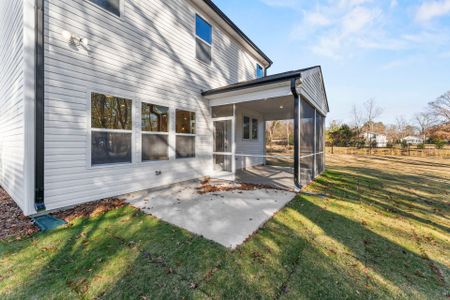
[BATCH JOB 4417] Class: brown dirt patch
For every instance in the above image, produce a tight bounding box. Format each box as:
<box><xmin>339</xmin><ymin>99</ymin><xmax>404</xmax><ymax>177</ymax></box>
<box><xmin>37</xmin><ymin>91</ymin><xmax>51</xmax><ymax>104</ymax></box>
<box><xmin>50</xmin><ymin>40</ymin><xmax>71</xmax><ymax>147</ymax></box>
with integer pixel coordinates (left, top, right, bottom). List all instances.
<box><xmin>0</xmin><ymin>186</ymin><xmax>39</xmax><ymax>241</ymax></box>
<box><xmin>52</xmin><ymin>198</ymin><xmax>126</xmax><ymax>223</ymax></box>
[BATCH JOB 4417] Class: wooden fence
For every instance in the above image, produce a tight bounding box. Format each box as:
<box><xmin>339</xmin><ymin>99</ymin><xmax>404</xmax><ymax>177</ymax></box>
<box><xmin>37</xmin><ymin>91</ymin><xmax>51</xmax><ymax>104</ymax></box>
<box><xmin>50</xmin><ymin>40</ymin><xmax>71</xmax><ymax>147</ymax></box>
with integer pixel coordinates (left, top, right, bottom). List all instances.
<box><xmin>326</xmin><ymin>146</ymin><xmax>450</xmax><ymax>158</ymax></box>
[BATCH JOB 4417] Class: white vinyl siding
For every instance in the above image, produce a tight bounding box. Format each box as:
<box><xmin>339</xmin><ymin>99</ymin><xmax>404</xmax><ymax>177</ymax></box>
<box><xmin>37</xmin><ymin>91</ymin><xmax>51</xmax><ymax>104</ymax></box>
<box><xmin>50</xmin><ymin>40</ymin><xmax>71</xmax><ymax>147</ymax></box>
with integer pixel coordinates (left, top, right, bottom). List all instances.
<box><xmin>43</xmin><ymin>0</ymin><xmax>265</xmax><ymax>210</ymax></box>
<box><xmin>0</xmin><ymin>0</ymin><xmax>35</xmax><ymax>215</ymax></box>
<box><xmin>235</xmin><ymin>108</ymin><xmax>264</xmax><ymax>170</ymax></box>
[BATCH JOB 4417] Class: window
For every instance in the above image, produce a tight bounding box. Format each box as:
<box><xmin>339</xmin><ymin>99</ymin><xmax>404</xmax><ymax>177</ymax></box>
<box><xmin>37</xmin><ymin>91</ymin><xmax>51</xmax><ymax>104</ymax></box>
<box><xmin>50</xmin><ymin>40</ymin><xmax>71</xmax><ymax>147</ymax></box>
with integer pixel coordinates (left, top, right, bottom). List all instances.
<box><xmin>195</xmin><ymin>15</ymin><xmax>212</xmax><ymax>64</ymax></box>
<box><xmin>89</xmin><ymin>0</ymin><xmax>121</xmax><ymax>16</ymax></box>
<box><xmin>252</xmin><ymin>118</ymin><xmax>258</xmax><ymax>139</ymax></box>
<box><xmin>176</xmin><ymin>110</ymin><xmax>196</xmax><ymax>158</ymax></box>
<box><xmin>243</xmin><ymin>116</ymin><xmax>258</xmax><ymax>140</ymax></box>
<box><xmin>256</xmin><ymin>64</ymin><xmax>264</xmax><ymax>78</ymax></box>
<box><xmin>91</xmin><ymin>92</ymin><xmax>132</xmax><ymax>166</ymax></box>
<box><xmin>141</xmin><ymin>103</ymin><xmax>169</xmax><ymax>161</ymax></box>
<box><xmin>243</xmin><ymin>116</ymin><xmax>250</xmax><ymax>140</ymax></box>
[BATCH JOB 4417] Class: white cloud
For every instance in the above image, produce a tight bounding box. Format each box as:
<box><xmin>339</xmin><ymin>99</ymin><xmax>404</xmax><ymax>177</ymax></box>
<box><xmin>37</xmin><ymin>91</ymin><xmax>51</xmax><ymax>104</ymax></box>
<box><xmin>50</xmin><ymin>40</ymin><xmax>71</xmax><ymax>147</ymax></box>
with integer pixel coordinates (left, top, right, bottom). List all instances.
<box><xmin>260</xmin><ymin>0</ymin><xmax>299</xmax><ymax>8</ymax></box>
<box><xmin>390</xmin><ymin>0</ymin><xmax>398</xmax><ymax>8</ymax></box>
<box><xmin>341</xmin><ymin>7</ymin><xmax>380</xmax><ymax>34</ymax></box>
<box><xmin>304</xmin><ymin>12</ymin><xmax>332</xmax><ymax>26</ymax></box>
<box><xmin>415</xmin><ymin>0</ymin><xmax>450</xmax><ymax>22</ymax></box>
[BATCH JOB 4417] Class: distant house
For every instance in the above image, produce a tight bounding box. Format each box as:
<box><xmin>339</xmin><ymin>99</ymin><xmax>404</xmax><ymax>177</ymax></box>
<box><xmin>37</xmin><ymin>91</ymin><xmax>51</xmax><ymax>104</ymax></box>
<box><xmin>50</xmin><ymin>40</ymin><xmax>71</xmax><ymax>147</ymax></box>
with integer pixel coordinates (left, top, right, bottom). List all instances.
<box><xmin>402</xmin><ymin>136</ymin><xmax>424</xmax><ymax>145</ymax></box>
<box><xmin>362</xmin><ymin>132</ymin><xmax>387</xmax><ymax>148</ymax></box>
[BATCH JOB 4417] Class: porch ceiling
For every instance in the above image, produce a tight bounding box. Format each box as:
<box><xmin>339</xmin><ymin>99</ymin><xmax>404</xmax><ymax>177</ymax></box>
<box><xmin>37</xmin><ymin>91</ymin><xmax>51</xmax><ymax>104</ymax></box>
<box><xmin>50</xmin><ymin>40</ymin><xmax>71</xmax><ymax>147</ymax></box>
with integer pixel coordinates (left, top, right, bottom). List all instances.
<box><xmin>236</xmin><ymin>96</ymin><xmax>294</xmax><ymax>121</ymax></box>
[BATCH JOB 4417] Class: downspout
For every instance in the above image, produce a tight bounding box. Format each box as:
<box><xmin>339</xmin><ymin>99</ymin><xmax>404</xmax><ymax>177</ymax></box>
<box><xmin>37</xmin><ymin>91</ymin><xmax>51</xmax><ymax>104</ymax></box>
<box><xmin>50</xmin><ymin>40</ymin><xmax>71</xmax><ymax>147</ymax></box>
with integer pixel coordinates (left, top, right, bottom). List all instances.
<box><xmin>291</xmin><ymin>77</ymin><xmax>302</xmax><ymax>191</ymax></box>
<box><xmin>34</xmin><ymin>0</ymin><xmax>46</xmax><ymax>211</ymax></box>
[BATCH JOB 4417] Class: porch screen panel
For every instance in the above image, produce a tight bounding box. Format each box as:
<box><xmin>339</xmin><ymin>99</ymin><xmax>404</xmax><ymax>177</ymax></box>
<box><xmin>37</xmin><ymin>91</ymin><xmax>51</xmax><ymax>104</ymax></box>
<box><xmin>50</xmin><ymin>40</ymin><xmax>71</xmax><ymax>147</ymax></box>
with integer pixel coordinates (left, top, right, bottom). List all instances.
<box><xmin>300</xmin><ymin>99</ymin><xmax>315</xmax><ymax>186</ymax></box>
<box><xmin>315</xmin><ymin>113</ymin><xmax>325</xmax><ymax>174</ymax></box>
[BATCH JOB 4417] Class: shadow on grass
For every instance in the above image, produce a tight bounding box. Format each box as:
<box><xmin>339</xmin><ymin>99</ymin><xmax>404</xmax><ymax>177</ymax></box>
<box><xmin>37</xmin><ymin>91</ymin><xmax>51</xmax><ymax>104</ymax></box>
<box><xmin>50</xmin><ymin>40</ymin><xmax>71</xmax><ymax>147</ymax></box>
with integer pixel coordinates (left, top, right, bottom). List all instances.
<box><xmin>2</xmin><ymin>165</ymin><xmax>448</xmax><ymax>298</ymax></box>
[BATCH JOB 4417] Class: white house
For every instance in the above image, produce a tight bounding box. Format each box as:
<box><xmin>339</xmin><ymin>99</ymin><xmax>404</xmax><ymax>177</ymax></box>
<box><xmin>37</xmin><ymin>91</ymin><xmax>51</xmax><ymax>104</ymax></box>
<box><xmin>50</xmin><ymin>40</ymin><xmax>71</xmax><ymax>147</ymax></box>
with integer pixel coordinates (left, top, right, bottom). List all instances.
<box><xmin>363</xmin><ymin>132</ymin><xmax>387</xmax><ymax>148</ymax></box>
<box><xmin>402</xmin><ymin>136</ymin><xmax>424</xmax><ymax>145</ymax></box>
<box><xmin>0</xmin><ymin>0</ymin><xmax>329</xmax><ymax>216</ymax></box>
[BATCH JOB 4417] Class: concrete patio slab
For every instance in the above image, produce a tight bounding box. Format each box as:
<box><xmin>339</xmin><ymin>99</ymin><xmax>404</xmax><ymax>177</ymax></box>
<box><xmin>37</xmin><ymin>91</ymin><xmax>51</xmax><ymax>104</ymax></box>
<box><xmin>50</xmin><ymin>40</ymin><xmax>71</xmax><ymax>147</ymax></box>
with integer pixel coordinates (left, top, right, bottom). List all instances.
<box><xmin>122</xmin><ymin>180</ymin><xmax>296</xmax><ymax>249</ymax></box>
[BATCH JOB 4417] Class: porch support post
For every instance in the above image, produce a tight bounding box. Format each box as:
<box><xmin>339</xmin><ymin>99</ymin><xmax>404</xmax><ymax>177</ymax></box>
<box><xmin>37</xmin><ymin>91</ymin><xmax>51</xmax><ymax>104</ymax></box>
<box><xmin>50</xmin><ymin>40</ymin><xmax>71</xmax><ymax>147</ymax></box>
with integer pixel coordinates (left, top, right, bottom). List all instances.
<box><xmin>291</xmin><ymin>79</ymin><xmax>301</xmax><ymax>190</ymax></box>
<box><xmin>231</xmin><ymin>104</ymin><xmax>236</xmax><ymax>178</ymax></box>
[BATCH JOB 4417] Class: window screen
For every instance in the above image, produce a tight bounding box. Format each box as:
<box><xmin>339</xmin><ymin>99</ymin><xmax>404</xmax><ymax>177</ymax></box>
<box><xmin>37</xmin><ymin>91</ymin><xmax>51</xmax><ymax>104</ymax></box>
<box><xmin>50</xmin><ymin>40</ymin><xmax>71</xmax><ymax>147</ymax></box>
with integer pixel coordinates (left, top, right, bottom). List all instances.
<box><xmin>90</xmin><ymin>0</ymin><xmax>120</xmax><ymax>16</ymax></box>
<box><xmin>256</xmin><ymin>64</ymin><xmax>264</xmax><ymax>78</ymax></box>
<box><xmin>243</xmin><ymin>116</ymin><xmax>250</xmax><ymax>139</ymax></box>
<box><xmin>176</xmin><ymin>136</ymin><xmax>196</xmax><ymax>159</ymax></box>
<box><xmin>142</xmin><ymin>134</ymin><xmax>169</xmax><ymax>161</ymax></box>
<box><xmin>252</xmin><ymin>119</ymin><xmax>258</xmax><ymax>139</ymax></box>
<box><xmin>141</xmin><ymin>103</ymin><xmax>169</xmax><ymax>162</ymax></box>
<box><xmin>91</xmin><ymin>93</ymin><xmax>133</xmax><ymax>166</ymax></box>
<box><xmin>91</xmin><ymin>132</ymin><xmax>131</xmax><ymax>165</ymax></box>
<box><xmin>300</xmin><ymin>99</ymin><xmax>315</xmax><ymax>185</ymax></box>
<box><xmin>211</xmin><ymin>105</ymin><xmax>233</xmax><ymax>118</ymax></box>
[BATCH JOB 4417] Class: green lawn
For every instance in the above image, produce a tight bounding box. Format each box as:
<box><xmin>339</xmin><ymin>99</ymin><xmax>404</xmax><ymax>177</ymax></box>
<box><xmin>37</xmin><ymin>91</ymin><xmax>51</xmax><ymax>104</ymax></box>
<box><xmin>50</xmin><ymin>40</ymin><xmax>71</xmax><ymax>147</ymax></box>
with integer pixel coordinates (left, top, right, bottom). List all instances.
<box><xmin>1</xmin><ymin>155</ymin><xmax>449</xmax><ymax>299</ymax></box>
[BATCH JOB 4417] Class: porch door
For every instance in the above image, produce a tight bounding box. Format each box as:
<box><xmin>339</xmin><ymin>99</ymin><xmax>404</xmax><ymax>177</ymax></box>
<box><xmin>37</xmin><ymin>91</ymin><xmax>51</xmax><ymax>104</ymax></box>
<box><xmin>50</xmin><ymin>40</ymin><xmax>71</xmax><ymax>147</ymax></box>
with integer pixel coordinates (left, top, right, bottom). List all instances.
<box><xmin>213</xmin><ymin>119</ymin><xmax>234</xmax><ymax>175</ymax></box>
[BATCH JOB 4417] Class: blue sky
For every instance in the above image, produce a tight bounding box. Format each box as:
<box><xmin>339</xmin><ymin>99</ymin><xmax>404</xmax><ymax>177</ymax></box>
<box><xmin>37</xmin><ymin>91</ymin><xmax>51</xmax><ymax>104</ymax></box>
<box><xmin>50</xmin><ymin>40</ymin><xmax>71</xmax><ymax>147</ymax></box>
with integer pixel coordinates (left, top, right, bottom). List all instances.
<box><xmin>214</xmin><ymin>0</ymin><xmax>450</xmax><ymax>124</ymax></box>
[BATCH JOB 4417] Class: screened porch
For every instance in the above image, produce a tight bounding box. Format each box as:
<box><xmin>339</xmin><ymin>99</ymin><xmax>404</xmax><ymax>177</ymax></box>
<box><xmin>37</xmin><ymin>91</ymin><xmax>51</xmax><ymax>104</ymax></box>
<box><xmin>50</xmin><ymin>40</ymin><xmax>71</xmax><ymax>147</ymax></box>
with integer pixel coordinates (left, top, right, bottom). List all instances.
<box><xmin>203</xmin><ymin>66</ymin><xmax>329</xmax><ymax>190</ymax></box>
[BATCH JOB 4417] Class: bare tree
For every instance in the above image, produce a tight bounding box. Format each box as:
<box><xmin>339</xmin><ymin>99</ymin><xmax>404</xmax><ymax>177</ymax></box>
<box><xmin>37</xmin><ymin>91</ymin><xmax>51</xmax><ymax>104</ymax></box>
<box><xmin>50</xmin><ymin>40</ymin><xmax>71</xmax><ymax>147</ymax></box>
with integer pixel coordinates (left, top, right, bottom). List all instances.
<box><xmin>362</xmin><ymin>98</ymin><xmax>383</xmax><ymax>151</ymax></box>
<box><xmin>363</xmin><ymin>98</ymin><xmax>383</xmax><ymax>131</ymax></box>
<box><xmin>413</xmin><ymin>112</ymin><xmax>436</xmax><ymax>142</ymax></box>
<box><xmin>350</xmin><ymin>104</ymin><xmax>363</xmax><ymax>129</ymax></box>
<box><xmin>429</xmin><ymin>91</ymin><xmax>450</xmax><ymax>122</ymax></box>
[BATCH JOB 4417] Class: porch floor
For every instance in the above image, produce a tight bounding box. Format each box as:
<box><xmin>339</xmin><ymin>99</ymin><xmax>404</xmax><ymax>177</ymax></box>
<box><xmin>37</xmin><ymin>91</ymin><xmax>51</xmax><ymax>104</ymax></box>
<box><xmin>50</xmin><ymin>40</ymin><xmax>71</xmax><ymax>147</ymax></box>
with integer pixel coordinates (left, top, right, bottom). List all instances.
<box><xmin>236</xmin><ymin>165</ymin><xmax>295</xmax><ymax>191</ymax></box>
<box><xmin>123</xmin><ymin>180</ymin><xmax>295</xmax><ymax>249</ymax></box>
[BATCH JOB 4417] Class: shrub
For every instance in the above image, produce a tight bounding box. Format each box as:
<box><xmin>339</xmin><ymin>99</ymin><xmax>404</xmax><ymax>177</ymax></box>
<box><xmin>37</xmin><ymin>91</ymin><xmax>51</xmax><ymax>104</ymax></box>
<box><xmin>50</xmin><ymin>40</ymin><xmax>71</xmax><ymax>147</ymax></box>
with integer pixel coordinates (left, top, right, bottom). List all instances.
<box><xmin>435</xmin><ymin>140</ymin><xmax>446</xmax><ymax>149</ymax></box>
<box><xmin>417</xmin><ymin>143</ymin><xmax>425</xmax><ymax>149</ymax></box>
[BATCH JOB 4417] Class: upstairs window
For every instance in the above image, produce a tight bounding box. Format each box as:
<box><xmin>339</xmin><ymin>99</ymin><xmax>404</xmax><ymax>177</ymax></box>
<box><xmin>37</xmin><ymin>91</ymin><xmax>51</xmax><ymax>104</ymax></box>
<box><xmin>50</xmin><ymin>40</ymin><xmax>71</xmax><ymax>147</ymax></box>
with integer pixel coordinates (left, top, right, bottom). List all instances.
<box><xmin>90</xmin><ymin>0</ymin><xmax>121</xmax><ymax>16</ymax></box>
<box><xmin>256</xmin><ymin>64</ymin><xmax>264</xmax><ymax>78</ymax></box>
<box><xmin>195</xmin><ymin>15</ymin><xmax>212</xmax><ymax>64</ymax></box>
<box><xmin>91</xmin><ymin>93</ymin><xmax>132</xmax><ymax>166</ymax></box>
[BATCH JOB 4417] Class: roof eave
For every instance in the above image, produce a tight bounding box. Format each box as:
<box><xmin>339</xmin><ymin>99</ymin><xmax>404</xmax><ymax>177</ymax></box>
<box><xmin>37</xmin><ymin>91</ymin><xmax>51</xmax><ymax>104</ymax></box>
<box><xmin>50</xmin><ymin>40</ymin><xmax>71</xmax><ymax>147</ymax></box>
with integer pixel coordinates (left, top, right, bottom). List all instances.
<box><xmin>201</xmin><ymin>0</ymin><xmax>273</xmax><ymax>68</ymax></box>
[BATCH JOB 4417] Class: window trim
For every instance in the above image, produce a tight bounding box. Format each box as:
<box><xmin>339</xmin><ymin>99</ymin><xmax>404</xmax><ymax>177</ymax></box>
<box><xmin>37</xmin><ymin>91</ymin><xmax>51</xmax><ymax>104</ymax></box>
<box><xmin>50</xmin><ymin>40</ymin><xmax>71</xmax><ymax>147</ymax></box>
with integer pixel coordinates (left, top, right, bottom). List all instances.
<box><xmin>175</xmin><ymin>109</ymin><xmax>197</xmax><ymax>159</ymax></box>
<box><xmin>87</xmin><ymin>90</ymin><xmax>135</xmax><ymax>169</ymax></box>
<box><xmin>140</xmin><ymin>101</ymin><xmax>170</xmax><ymax>162</ymax></box>
<box><xmin>194</xmin><ymin>13</ymin><xmax>213</xmax><ymax>65</ymax></box>
<box><xmin>87</xmin><ymin>0</ymin><xmax>124</xmax><ymax>18</ymax></box>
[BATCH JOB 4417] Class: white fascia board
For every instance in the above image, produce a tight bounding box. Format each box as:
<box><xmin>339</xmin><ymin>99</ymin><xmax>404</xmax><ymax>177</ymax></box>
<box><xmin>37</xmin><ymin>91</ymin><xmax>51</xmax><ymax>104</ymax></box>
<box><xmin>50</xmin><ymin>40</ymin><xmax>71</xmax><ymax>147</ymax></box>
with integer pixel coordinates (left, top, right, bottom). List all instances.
<box><xmin>207</xmin><ymin>81</ymin><xmax>291</xmax><ymax>107</ymax></box>
<box><xmin>23</xmin><ymin>0</ymin><xmax>37</xmax><ymax>215</ymax></box>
